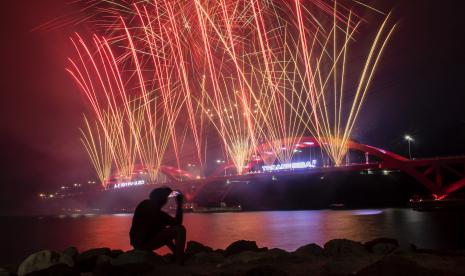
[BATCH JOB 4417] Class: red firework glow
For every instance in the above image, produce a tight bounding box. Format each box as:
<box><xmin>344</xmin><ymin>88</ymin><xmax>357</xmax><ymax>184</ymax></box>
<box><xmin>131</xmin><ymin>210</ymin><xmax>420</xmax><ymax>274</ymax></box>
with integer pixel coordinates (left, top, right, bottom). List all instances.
<box><xmin>64</xmin><ymin>0</ymin><xmax>395</xmax><ymax>186</ymax></box>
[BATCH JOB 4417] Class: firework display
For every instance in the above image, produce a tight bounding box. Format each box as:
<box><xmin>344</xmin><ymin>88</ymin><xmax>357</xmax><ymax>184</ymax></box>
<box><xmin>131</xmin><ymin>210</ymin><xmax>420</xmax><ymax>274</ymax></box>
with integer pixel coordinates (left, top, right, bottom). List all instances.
<box><xmin>66</xmin><ymin>0</ymin><xmax>395</xmax><ymax>186</ymax></box>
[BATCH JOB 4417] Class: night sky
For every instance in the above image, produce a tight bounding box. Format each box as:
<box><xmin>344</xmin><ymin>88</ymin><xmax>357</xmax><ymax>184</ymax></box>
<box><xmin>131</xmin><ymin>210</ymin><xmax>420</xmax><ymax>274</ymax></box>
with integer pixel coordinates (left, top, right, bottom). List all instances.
<box><xmin>1</xmin><ymin>0</ymin><xmax>464</xmax><ymax>213</ymax></box>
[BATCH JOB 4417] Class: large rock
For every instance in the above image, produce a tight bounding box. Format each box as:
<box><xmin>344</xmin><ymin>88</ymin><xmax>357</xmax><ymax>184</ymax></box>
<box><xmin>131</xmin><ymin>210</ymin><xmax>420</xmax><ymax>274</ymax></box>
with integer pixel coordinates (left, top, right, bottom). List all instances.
<box><xmin>267</xmin><ymin>248</ymin><xmax>291</xmax><ymax>259</ymax></box>
<box><xmin>110</xmin><ymin>250</ymin><xmax>164</xmax><ymax>266</ymax></box>
<box><xmin>76</xmin><ymin>248</ymin><xmax>110</xmax><ymax>272</ymax></box>
<box><xmin>355</xmin><ymin>255</ymin><xmax>460</xmax><ymax>276</ymax></box>
<box><xmin>324</xmin><ymin>239</ymin><xmax>367</xmax><ymax>257</ymax></box>
<box><xmin>109</xmin><ymin>249</ymin><xmax>164</xmax><ymax>275</ymax></box>
<box><xmin>322</xmin><ymin>255</ymin><xmax>381</xmax><ymax>276</ymax></box>
<box><xmin>187</xmin><ymin>251</ymin><xmax>224</xmax><ymax>264</ymax></box>
<box><xmin>18</xmin><ymin>250</ymin><xmax>74</xmax><ymax>276</ymax></box>
<box><xmin>293</xmin><ymin>243</ymin><xmax>324</xmax><ymax>257</ymax></box>
<box><xmin>364</xmin><ymin>238</ymin><xmax>398</xmax><ymax>254</ymax></box>
<box><xmin>0</xmin><ymin>268</ymin><xmax>15</xmax><ymax>276</ymax></box>
<box><xmin>244</xmin><ymin>265</ymin><xmax>288</xmax><ymax>276</ymax></box>
<box><xmin>0</xmin><ymin>264</ymin><xmax>17</xmax><ymax>276</ymax></box>
<box><xmin>92</xmin><ymin>255</ymin><xmax>113</xmax><ymax>276</ymax></box>
<box><xmin>225</xmin><ymin>249</ymin><xmax>291</xmax><ymax>265</ymax></box>
<box><xmin>224</xmin><ymin>240</ymin><xmax>260</xmax><ymax>256</ymax></box>
<box><xmin>61</xmin><ymin>247</ymin><xmax>78</xmax><ymax>264</ymax></box>
<box><xmin>392</xmin><ymin>243</ymin><xmax>417</xmax><ymax>254</ymax></box>
<box><xmin>226</xmin><ymin>251</ymin><xmax>266</xmax><ymax>264</ymax></box>
<box><xmin>372</xmin><ymin>243</ymin><xmax>398</xmax><ymax>255</ymax></box>
<box><xmin>95</xmin><ymin>255</ymin><xmax>112</xmax><ymax>266</ymax></box>
<box><xmin>24</xmin><ymin>264</ymin><xmax>78</xmax><ymax>276</ymax></box>
<box><xmin>185</xmin><ymin>241</ymin><xmax>213</xmax><ymax>256</ymax></box>
<box><xmin>110</xmin><ymin>249</ymin><xmax>124</xmax><ymax>259</ymax></box>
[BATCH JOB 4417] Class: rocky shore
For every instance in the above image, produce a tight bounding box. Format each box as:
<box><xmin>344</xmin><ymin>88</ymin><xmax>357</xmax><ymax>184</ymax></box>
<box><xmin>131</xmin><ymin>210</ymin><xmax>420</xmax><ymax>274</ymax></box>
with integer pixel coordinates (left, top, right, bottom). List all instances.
<box><xmin>2</xmin><ymin>238</ymin><xmax>465</xmax><ymax>276</ymax></box>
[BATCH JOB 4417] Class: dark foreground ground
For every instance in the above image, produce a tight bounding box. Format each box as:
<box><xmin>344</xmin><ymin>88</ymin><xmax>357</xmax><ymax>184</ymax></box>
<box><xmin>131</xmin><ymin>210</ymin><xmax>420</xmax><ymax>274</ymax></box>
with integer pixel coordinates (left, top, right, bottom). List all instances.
<box><xmin>4</xmin><ymin>238</ymin><xmax>465</xmax><ymax>276</ymax></box>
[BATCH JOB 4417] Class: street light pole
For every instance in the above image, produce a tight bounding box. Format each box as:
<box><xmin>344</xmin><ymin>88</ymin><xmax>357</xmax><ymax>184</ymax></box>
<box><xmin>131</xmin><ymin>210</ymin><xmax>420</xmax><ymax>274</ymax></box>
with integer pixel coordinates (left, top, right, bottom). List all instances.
<box><xmin>404</xmin><ymin>135</ymin><xmax>414</xmax><ymax>159</ymax></box>
<box><xmin>408</xmin><ymin>140</ymin><xmax>411</xmax><ymax>159</ymax></box>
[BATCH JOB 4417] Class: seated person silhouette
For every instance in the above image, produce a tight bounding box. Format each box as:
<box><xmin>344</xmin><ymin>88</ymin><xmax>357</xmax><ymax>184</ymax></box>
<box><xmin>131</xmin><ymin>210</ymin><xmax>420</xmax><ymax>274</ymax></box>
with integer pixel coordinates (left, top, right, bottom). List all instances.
<box><xmin>130</xmin><ymin>187</ymin><xmax>185</xmax><ymax>263</ymax></box>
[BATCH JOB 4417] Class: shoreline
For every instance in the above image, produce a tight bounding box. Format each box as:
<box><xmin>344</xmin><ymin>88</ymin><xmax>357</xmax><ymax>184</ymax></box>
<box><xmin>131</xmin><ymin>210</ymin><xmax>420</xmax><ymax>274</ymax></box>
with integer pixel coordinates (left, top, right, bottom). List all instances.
<box><xmin>3</xmin><ymin>238</ymin><xmax>465</xmax><ymax>276</ymax></box>
<box><xmin>0</xmin><ymin>206</ymin><xmax>423</xmax><ymax>217</ymax></box>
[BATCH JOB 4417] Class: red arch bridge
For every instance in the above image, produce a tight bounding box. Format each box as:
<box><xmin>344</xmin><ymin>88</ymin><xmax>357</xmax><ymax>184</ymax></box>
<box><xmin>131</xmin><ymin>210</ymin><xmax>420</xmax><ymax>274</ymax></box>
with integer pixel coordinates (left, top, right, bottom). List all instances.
<box><xmin>153</xmin><ymin>137</ymin><xmax>465</xmax><ymax>201</ymax></box>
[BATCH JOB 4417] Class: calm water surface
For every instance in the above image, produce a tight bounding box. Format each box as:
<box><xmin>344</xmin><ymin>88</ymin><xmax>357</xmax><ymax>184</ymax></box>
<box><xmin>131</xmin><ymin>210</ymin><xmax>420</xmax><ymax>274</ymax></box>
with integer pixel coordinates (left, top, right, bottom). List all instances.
<box><xmin>1</xmin><ymin>208</ymin><xmax>463</xmax><ymax>264</ymax></box>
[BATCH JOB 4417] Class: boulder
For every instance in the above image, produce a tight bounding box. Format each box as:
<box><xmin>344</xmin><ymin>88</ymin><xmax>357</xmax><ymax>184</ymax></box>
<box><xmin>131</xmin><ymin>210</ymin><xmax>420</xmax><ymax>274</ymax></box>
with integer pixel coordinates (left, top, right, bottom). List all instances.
<box><xmin>18</xmin><ymin>250</ymin><xmax>74</xmax><ymax>276</ymax></box>
<box><xmin>244</xmin><ymin>265</ymin><xmax>288</xmax><ymax>276</ymax></box>
<box><xmin>364</xmin><ymin>238</ymin><xmax>398</xmax><ymax>254</ymax></box>
<box><xmin>322</xmin><ymin>255</ymin><xmax>380</xmax><ymax>276</ymax></box>
<box><xmin>61</xmin><ymin>247</ymin><xmax>78</xmax><ymax>264</ymax></box>
<box><xmin>226</xmin><ymin>251</ymin><xmax>265</xmax><ymax>264</ymax></box>
<box><xmin>76</xmin><ymin>248</ymin><xmax>110</xmax><ymax>272</ymax></box>
<box><xmin>267</xmin><ymin>248</ymin><xmax>291</xmax><ymax>259</ymax></box>
<box><xmin>110</xmin><ymin>250</ymin><xmax>164</xmax><ymax>266</ymax></box>
<box><xmin>24</xmin><ymin>264</ymin><xmax>78</xmax><ymax>276</ymax></box>
<box><xmin>0</xmin><ymin>264</ymin><xmax>17</xmax><ymax>276</ymax></box>
<box><xmin>95</xmin><ymin>255</ymin><xmax>112</xmax><ymax>266</ymax></box>
<box><xmin>293</xmin><ymin>243</ymin><xmax>324</xmax><ymax>257</ymax></box>
<box><xmin>355</xmin><ymin>255</ymin><xmax>459</xmax><ymax>276</ymax></box>
<box><xmin>92</xmin><ymin>255</ymin><xmax>113</xmax><ymax>276</ymax></box>
<box><xmin>215</xmin><ymin>249</ymin><xmax>225</xmax><ymax>255</ymax></box>
<box><xmin>110</xmin><ymin>249</ymin><xmax>124</xmax><ymax>259</ymax></box>
<box><xmin>324</xmin><ymin>239</ymin><xmax>367</xmax><ymax>257</ymax></box>
<box><xmin>225</xmin><ymin>249</ymin><xmax>290</xmax><ymax>265</ymax></box>
<box><xmin>0</xmin><ymin>268</ymin><xmax>15</xmax><ymax>276</ymax></box>
<box><xmin>224</xmin><ymin>240</ymin><xmax>260</xmax><ymax>256</ymax></box>
<box><xmin>372</xmin><ymin>243</ymin><xmax>398</xmax><ymax>255</ymax></box>
<box><xmin>187</xmin><ymin>251</ymin><xmax>224</xmax><ymax>264</ymax></box>
<box><xmin>109</xmin><ymin>249</ymin><xmax>164</xmax><ymax>275</ymax></box>
<box><xmin>185</xmin><ymin>241</ymin><xmax>213</xmax><ymax>256</ymax></box>
<box><xmin>392</xmin><ymin>243</ymin><xmax>417</xmax><ymax>254</ymax></box>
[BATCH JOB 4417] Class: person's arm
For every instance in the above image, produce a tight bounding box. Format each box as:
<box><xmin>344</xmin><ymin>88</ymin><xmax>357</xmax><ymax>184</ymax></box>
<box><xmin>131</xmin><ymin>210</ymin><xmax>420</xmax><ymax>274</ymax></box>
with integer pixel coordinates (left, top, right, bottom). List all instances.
<box><xmin>174</xmin><ymin>192</ymin><xmax>184</xmax><ymax>225</ymax></box>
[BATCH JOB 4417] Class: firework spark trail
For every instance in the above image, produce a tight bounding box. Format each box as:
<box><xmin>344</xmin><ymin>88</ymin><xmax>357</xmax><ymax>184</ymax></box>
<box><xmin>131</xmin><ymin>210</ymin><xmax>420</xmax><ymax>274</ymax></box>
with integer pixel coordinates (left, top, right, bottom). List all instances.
<box><xmin>164</xmin><ymin>2</ymin><xmax>204</xmax><ymax>170</ymax></box>
<box><xmin>286</xmin><ymin>8</ymin><xmax>396</xmax><ymax>165</ymax></box>
<box><xmin>67</xmin><ymin>20</ymin><xmax>182</xmax><ymax>182</ymax></box>
<box><xmin>66</xmin><ymin>0</ymin><xmax>394</xmax><ymax>182</ymax></box>
<box><xmin>191</xmin><ymin>0</ymin><xmax>339</xmax><ymax>168</ymax></box>
<box><xmin>136</xmin><ymin>4</ymin><xmax>184</xmax><ymax>172</ymax></box>
<box><xmin>67</xmin><ymin>35</ymin><xmax>137</xmax><ymax>179</ymax></box>
<box><xmin>247</xmin><ymin>0</ymin><xmax>317</xmax><ymax>165</ymax></box>
<box><xmin>80</xmin><ymin>115</ymin><xmax>112</xmax><ymax>187</ymax></box>
<box><xmin>191</xmin><ymin>0</ymin><xmax>258</xmax><ymax>174</ymax></box>
<box><xmin>202</xmin><ymin>0</ymin><xmax>395</xmax><ymax>167</ymax></box>
<box><xmin>68</xmin><ymin>0</ymin><xmax>350</xmax><ymax>173</ymax></box>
